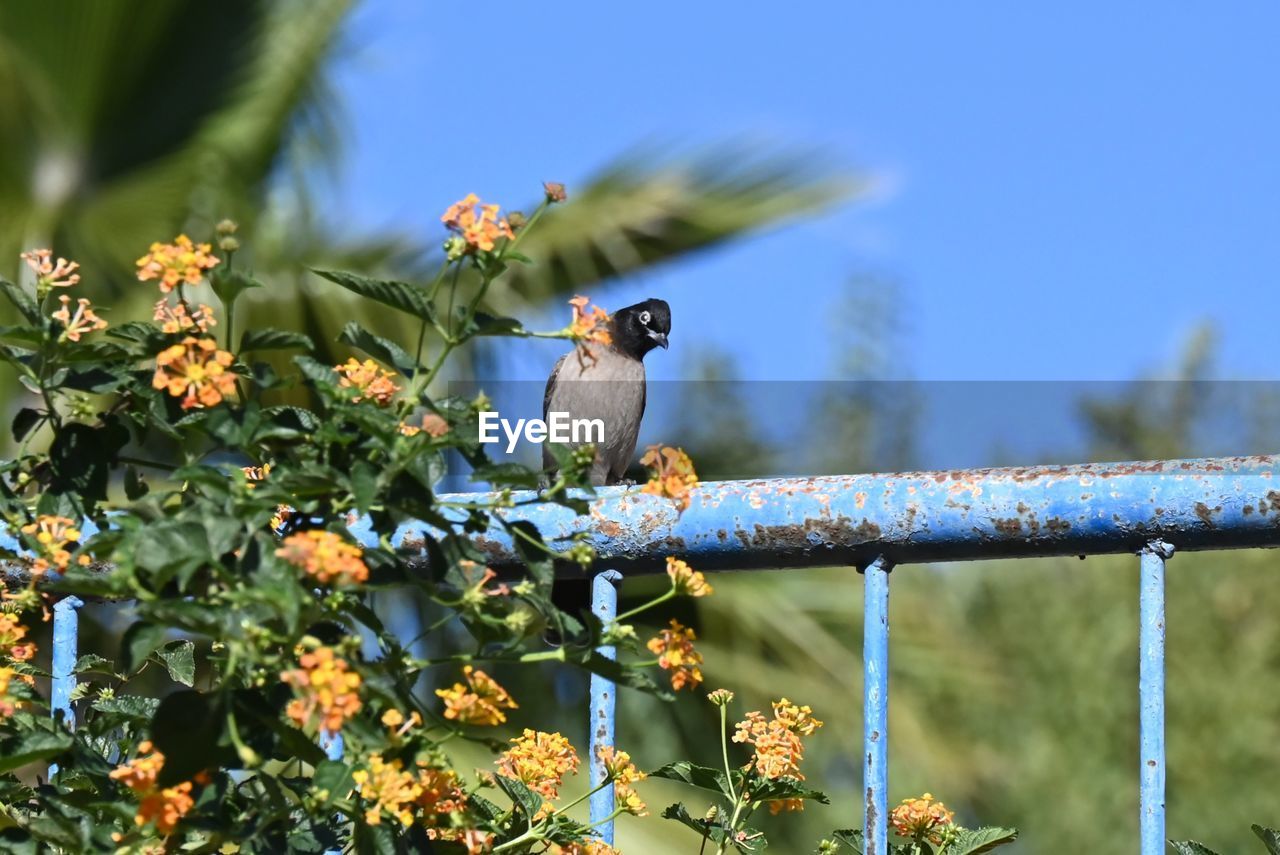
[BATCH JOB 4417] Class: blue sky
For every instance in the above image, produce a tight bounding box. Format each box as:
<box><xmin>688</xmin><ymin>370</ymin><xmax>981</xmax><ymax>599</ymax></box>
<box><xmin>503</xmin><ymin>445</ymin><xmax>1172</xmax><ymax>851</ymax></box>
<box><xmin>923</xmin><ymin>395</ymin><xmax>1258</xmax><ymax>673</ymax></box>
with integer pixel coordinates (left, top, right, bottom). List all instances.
<box><xmin>326</xmin><ymin>1</ymin><xmax>1278</xmax><ymax>390</ymax></box>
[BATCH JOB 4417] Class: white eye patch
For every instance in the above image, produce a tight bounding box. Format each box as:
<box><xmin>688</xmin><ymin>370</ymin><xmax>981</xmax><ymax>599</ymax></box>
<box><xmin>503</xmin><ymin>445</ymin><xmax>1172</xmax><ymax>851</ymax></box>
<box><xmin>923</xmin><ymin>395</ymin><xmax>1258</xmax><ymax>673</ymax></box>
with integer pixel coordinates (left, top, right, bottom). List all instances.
<box><xmin>639</xmin><ymin>310</ymin><xmax>651</xmax><ymax>324</ymax></box>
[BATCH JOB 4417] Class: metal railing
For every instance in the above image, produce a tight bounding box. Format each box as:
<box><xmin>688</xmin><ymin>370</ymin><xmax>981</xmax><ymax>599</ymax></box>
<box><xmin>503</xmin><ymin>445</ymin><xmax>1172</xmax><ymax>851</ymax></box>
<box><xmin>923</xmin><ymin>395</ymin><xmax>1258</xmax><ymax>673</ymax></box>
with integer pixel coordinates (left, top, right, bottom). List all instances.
<box><xmin>34</xmin><ymin>453</ymin><xmax>1280</xmax><ymax>854</ymax></box>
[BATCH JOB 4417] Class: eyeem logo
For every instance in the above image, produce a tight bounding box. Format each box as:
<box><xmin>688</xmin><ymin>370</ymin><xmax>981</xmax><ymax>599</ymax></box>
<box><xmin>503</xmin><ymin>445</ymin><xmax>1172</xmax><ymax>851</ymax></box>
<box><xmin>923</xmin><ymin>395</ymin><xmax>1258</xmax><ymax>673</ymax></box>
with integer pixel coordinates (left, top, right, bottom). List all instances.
<box><xmin>478</xmin><ymin>411</ymin><xmax>604</xmax><ymax>453</ymax></box>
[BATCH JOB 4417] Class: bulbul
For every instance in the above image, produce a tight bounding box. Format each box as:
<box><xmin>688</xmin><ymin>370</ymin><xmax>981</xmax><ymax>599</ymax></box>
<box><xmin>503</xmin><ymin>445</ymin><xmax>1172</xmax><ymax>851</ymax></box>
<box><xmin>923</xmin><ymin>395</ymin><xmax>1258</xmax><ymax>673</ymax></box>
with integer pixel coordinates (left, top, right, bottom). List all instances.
<box><xmin>542</xmin><ymin>298</ymin><xmax>671</xmax><ymax>486</ymax></box>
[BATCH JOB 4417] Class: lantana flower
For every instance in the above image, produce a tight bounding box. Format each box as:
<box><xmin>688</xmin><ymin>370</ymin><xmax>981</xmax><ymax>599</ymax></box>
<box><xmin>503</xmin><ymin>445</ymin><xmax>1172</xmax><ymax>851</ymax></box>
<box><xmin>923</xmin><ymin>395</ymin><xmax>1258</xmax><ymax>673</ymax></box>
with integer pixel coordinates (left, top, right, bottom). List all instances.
<box><xmin>441</xmin><ymin>193</ymin><xmax>515</xmax><ymax>253</ymax></box>
<box><xmin>399</xmin><ymin>413</ymin><xmax>450</xmax><ymax>437</ymax></box>
<box><xmin>436</xmin><ymin>665</ymin><xmax>518</xmax><ymax>726</ymax></box>
<box><xmin>135</xmin><ymin>235</ymin><xmax>220</xmax><ymax>293</ymax></box>
<box><xmin>0</xmin><ymin>613</ymin><xmax>35</xmax><ymax>662</ymax></box>
<box><xmin>109</xmin><ymin>741</ymin><xmax>202</xmax><ymax>835</ymax></box>
<box><xmin>646</xmin><ymin>619</ymin><xmax>704</xmax><ymax>691</ymax></box>
<box><xmin>280</xmin><ymin>644</ymin><xmax>362</xmax><ymax>734</ymax></box>
<box><xmin>732</xmin><ymin>698</ymin><xmax>824</xmax><ymax>814</ymax></box>
<box><xmin>335</xmin><ymin>358</ymin><xmax>399</xmax><ymax>406</ymax></box>
<box><xmin>596</xmin><ymin>745</ymin><xmax>647</xmax><ymax>816</ymax></box>
<box><xmin>51</xmin><ymin>295</ymin><xmax>108</xmax><ymax>342</ymax></box>
<box><xmin>567</xmin><ymin>295</ymin><xmax>612</xmax><ymax>348</ymax></box>
<box><xmin>152</xmin><ymin>336</ymin><xmax>236</xmax><ymax>410</ymax></box>
<box><xmin>889</xmin><ymin>793</ymin><xmax>956</xmax><ymax>843</ymax></box>
<box><xmin>666</xmin><ymin>556</ymin><xmax>712</xmax><ymax>597</ymax></box>
<box><xmin>153</xmin><ymin>299</ymin><xmax>216</xmax><ymax>334</ymax></box>
<box><xmin>20</xmin><ymin>248</ymin><xmax>80</xmax><ymax>292</ymax></box>
<box><xmin>20</xmin><ymin>515</ymin><xmax>84</xmax><ymax>576</ymax></box>
<box><xmin>496</xmin><ymin>729</ymin><xmax>580</xmax><ymax>801</ymax></box>
<box><xmin>276</xmin><ymin>530</ymin><xmax>369</xmax><ymax>586</ymax></box>
<box><xmin>352</xmin><ymin>753</ymin><xmax>422</xmax><ymax>826</ymax></box>
<box><xmin>0</xmin><ymin>667</ymin><xmax>18</xmax><ymax>718</ymax></box>
<box><xmin>640</xmin><ymin>445</ymin><xmax>699</xmax><ymax>512</ymax></box>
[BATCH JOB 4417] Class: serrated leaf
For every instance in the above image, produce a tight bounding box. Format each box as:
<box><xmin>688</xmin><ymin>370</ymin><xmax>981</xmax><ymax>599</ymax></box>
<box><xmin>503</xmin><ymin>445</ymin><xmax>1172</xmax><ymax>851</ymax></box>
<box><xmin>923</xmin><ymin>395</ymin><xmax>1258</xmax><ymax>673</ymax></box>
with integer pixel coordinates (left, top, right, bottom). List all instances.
<box><xmin>1253</xmin><ymin>826</ymin><xmax>1280</xmax><ymax>855</ymax></box>
<box><xmin>337</xmin><ymin>320</ymin><xmax>417</xmax><ymax>375</ymax></box>
<box><xmin>155</xmin><ymin>639</ymin><xmax>196</xmax><ymax>686</ymax></box>
<box><xmin>120</xmin><ymin>621</ymin><xmax>168</xmax><ymax>675</ymax></box>
<box><xmin>239</xmin><ymin>328</ymin><xmax>313</xmax><ymax>352</ymax></box>
<box><xmin>73</xmin><ymin>654</ymin><xmax>115</xmax><ymax>675</ymax></box>
<box><xmin>312</xmin><ymin>269</ymin><xmax>435</xmax><ymax>320</ymax></box>
<box><xmin>949</xmin><ymin>826</ymin><xmax>1018</xmax><ymax>854</ymax></box>
<box><xmin>495</xmin><ymin>774</ymin><xmax>545</xmax><ymax>821</ymax></box>
<box><xmin>649</xmin><ymin>761</ymin><xmax>736</xmax><ymax>800</ymax></box>
<box><xmin>294</xmin><ymin>355</ymin><xmax>339</xmax><ymax>386</ymax></box>
<box><xmin>469</xmin><ymin>312</ymin><xmax>527</xmax><ymax>337</ymax></box>
<box><xmin>209</xmin><ymin>269</ymin><xmax>264</xmax><ymax>307</ymax></box>
<box><xmin>1169</xmin><ymin>842</ymin><xmax>1221</xmax><ymax>855</ymax></box>
<box><xmin>0</xmin><ymin>728</ymin><xmax>73</xmax><ymax>774</ymax></box>
<box><xmin>0</xmin><ymin>277</ymin><xmax>40</xmax><ymax>324</ymax></box>
<box><xmin>311</xmin><ymin>760</ymin><xmax>354</xmax><ymax>803</ymax></box>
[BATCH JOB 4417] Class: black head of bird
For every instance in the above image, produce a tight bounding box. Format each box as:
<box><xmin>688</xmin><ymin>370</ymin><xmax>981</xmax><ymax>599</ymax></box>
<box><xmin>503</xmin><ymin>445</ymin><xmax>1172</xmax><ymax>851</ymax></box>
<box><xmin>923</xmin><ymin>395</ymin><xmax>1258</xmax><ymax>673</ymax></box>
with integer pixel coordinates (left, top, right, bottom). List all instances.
<box><xmin>610</xmin><ymin>298</ymin><xmax>671</xmax><ymax>360</ymax></box>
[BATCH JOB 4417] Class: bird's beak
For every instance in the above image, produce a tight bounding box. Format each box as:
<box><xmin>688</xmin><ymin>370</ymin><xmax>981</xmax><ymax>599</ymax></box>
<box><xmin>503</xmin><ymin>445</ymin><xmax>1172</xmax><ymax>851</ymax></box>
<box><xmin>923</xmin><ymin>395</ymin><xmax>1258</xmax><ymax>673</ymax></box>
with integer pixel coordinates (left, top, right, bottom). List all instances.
<box><xmin>648</xmin><ymin>330</ymin><xmax>669</xmax><ymax>349</ymax></box>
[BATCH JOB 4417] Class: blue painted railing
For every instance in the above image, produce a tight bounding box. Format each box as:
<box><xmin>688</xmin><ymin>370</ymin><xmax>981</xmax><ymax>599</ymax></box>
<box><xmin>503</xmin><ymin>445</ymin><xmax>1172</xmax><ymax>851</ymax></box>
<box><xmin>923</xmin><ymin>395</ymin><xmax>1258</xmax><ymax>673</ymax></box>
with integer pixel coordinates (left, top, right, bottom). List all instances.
<box><xmin>39</xmin><ymin>453</ymin><xmax>1280</xmax><ymax>853</ymax></box>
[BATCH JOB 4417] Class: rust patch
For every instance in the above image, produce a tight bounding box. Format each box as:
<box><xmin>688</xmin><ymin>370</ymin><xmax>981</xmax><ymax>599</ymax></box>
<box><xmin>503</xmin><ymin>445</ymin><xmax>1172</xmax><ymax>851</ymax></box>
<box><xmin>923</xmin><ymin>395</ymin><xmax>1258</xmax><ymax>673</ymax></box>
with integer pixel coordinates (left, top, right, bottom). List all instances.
<box><xmin>1194</xmin><ymin>502</ymin><xmax>1220</xmax><ymax>528</ymax></box>
<box><xmin>855</xmin><ymin>491</ymin><xmax>867</xmax><ymax>509</ymax></box>
<box><xmin>1016</xmin><ymin>501</ymin><xmax>1030</xmax><ymax>514</ymax></box>
<box><xmin>597</xmin><ymin>520</ymin><xmax>624</xmax><ymax>538</ymax></box>
<box><xmin>1266</xmin><ymin>491</ymin><xmax>1280</xmax><ymax>513</ymax></box>
<box><xmin>993</xmin><ymin>517</ymin><xmax>1022</xmax><ymax>535</ymax></box>
<box><xmin>1044</xmin><ymin>517</ymin><xmax>1071</xmax><ymax>534</ymax></box>
<box><xmin>1243</xmin><ymin>505</ymin><xmax>1254</xmax><ymax>516</ymax></box>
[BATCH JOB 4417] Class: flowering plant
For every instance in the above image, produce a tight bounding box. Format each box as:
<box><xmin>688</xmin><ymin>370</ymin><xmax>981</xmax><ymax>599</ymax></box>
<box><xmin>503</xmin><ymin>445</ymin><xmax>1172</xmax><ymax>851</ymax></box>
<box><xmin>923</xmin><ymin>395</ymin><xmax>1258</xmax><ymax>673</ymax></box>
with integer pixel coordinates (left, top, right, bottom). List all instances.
<box><xmin>0</xmin><ymin>185</ymin><xmax>745</xmax><ymax>853</ymax></box>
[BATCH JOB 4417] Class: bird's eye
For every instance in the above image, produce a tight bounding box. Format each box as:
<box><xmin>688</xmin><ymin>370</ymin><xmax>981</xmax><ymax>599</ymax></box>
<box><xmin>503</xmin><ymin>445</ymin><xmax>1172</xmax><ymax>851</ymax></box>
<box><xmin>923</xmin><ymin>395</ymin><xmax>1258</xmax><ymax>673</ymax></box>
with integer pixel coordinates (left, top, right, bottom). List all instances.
<box><xmin>639</xmin><ymin>310</ymin><xmax>651</xmax><ymax>325</ymax></box>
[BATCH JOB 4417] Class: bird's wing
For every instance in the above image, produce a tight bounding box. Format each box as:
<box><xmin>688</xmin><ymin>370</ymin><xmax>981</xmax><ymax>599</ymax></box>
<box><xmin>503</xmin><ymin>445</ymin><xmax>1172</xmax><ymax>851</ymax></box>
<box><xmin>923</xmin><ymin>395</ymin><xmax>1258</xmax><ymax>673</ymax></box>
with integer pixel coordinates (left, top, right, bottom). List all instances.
<box><xmin>543</xmin><ymin>352</ymin><xmax>568</xmax><ymax>422</ymax></box>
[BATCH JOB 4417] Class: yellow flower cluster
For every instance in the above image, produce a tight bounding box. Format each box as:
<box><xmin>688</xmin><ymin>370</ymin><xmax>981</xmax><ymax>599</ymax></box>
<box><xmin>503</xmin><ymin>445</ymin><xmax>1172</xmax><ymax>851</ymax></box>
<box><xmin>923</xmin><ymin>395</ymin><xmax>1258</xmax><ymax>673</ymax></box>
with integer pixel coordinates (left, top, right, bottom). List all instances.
<box><xmin>549</xmin><ymin>843</ymin><xmax>620</xmax><ymax>855</ymax></box>
<box><xmin>0</xmin><ymin>667</ymin><xmax>18</xmax><ymax>718</ymax></box>
<box><xmin>496</xmin><ymin>729</ymin><xmax>581</xmax><ymax>801</ymax></box>
<box><xmin>352</xmin><ymin>754</ymin><xmax>421</xmax><ymax>826</ymax></box>
<box><xmin>135</xmin><ymin>235</ymin><xmax>220</xmax><ymax>293</ymax></box>
<box><xmin>399</xmin><ymin>413</ymin><xmax>450</xmax><ymax>437</ymax></box>
<box><xmin>640</xmin><ymin>446</ymin><xmax>698</xmax><ymax>513</ymax></box>
<box><xmin>435</xmin><ymin>665</ymin><xmax>518</xmax><ymax>726</ymax></box>
<box><xmin>153</xmin><ymin>299</ymin><xmax>216</xmax><ymax>334</ymax></box>
<box><xmin>20</xmin><ymin>248</ymin><xmax>80</xmax><ymax>290</ymax></box>
<box><xmin>0</xmin><ymin>613</ymin><xmax>35</xmax><ymax>663</ymax></box>
<box><xmin>276</xmin><ymin>530</ymin><xmax>369</xmax><ymax>587</ymax></box>
<box><xmin>596</xmin><ymin>745</ymin><xmax>647</xmax><ymax>816</ymax></box>
<box><xmin>567</xmin><ymin>295</ymin><xmax>613</xmax><ymax>350</ymax></box>
<box><xmin>21</xmin><ymin>515</ymin><xmax>85</xmax><ymax>576</ymax></box>
<box><xmin>152</xmin><ymin>336</ymin><xmax>236</xmax><ymax>410</ymax></box>
<box><xmin>335</xmin><ymin>358</ymin><xmax>400</xmax><ymax>406</ymax></box>
<box><xmin>52</xmin><ymin>295</ymin><xmax>108</xmax><ymax>342</ymax></box>
<box><xmin>280</xmin><ymin>645</ymin><xmax>362</xmax><ymax>734</ymax></box>
<box><xmin>108</xmin><ymin>741</ymin><xmax>201</xmax><ymax>835</ymax></box>
<box><xmin>666</xmin><ymin>557</ymin><xmax>712</xmax><ymax>597</ymax></box>
<box><xmin>441</xmin><ymin>194</ymin><xmax>515</xmax><ymax>253</ymax></box>
<box><xmin>732</xmin><ymin>699</ymin><xmax>824</xmax><ymax>814</ymax></box>
<box><xmin>646</xmin><ymin>619</ymin><xmax>703</xmax><ymax>691</ymax></box>
<box><xmin>889</xmin><ymin>793</ymin><xmax>955</xmax><ymax>843</ymax></box>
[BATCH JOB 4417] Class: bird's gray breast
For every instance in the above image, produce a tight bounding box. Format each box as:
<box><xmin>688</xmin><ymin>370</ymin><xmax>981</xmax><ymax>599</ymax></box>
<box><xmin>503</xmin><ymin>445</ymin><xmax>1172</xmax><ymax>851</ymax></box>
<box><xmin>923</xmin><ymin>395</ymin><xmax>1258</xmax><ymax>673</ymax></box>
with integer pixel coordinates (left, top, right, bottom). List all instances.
<box><xmin>543</xmin><ymin>347</ymin><xmax>646</xmax><ymax>481</ymax></box>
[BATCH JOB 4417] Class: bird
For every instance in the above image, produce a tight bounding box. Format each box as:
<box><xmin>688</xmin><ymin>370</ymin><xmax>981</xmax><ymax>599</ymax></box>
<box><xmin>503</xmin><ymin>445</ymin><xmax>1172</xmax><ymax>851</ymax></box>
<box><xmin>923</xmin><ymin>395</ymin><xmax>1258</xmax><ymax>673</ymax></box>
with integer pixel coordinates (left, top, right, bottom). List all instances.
<box><xmin>542</xmin><ymin>298</ymin><xmax>670</xmax><ymax>486</ymax></box>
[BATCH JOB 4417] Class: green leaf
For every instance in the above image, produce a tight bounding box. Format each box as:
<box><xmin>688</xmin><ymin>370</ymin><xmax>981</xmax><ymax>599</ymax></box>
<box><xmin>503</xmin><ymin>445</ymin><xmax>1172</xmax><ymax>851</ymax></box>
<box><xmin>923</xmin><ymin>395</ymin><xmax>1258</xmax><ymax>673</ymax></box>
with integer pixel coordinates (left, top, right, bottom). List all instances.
<box><xmin>949</xmin><ymin>826</ymin><xmax>1019</xmax><ymax>854</ymax></box>
<box><xmin>312</xmin><ymin>269</ymin><xmax>436</xmax><ymax>320</ymax></box>
<box><xmin>295</xmin><ymin>355</ymin><xmax>339</xmax><ymax>386</ymax></box>
<box><xmin>337</xmin><ymin>320</ymin><xmax>417</xmax><ymax>375</ymax></box>
<box><xmin>209</xmin><ymin>268</ymin><xmax>264</xmax><ymax>307</ymax></box>
<box><xmin>469</xmin><ymin>312</ymin><xmax>527</xmax><ymax>337</ymax></box>
<box><xmin>1169</xmin><ymin>843</ymin><xmax>1221</xmax><ymax>855</ymax></box>
<box><xmin>494</xmin><ymin>774</ymin><xmax>545</xmax><ymax>821</ymax></box>
<box><xmin>120</xmin><ymin>621</ymin><xmax>168</xmax><ymax>675</ymax></box>
<box><xmin>649</xmin><ymin>761</ymin><xmax>736</xmax><ymax>800</ymax></box>
<box><xmin>749</xmin><ymin>775</ymin><xmax>829</xmax><ymax>806</ymax></box>
<box><xmin>0</xmin><ymin>727</ymin><xmax>73</xmax><ymax>774</ymax></box>
<box><xmin>661</xmin><ymin>802</ymin><xmax>768</xmax><ymax>852</ymax></box>
<box><xmin>90</xmin><ymin>695</ymin><xmax>160</xmax><ymax>727</ymax></box>
<box><xmin>239</xmin><ymin>328</ymin><xmax>314</xmax><ymax>352</ymax></box>
<box><xmin>0</xmin><ymin>277</ymin><xmax>40</xmax><ymax>324</ymax></box>
<box><xmin>1253</xmin><ymin>826</ymin><xmax>1280</xmax><ymax>855</ymax></box>
<box><xmin>312</xmin><ymin>760</ymin><xmax>355</xmax><ymax>803</ymax></box>
<box><xmin>72</xmin><ymin>654</ymin><xmax>115</xmax><ymax>676</ymax></box>
<box><xmin>154</xmin><ymin>639</ymin><xmax>196</xmax><ymax>686</ymax></box>
<box><xmin>11</xmin><ymin>408</ymin><xmax>41</xmax><ymax>443</ymax></box>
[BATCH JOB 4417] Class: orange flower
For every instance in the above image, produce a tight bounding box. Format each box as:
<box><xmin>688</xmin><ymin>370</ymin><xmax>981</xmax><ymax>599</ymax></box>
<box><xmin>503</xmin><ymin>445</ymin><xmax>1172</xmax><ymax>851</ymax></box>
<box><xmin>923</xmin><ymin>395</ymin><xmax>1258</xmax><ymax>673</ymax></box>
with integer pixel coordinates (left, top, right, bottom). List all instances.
<box><xmin>732</xmin><ymin>698</ymin><xmax>824</xmax><ymax>814</ymax></box>
<box><xmin>666</xmin><ymin>557</ymin><xmax>711</xmax><ymax>597</ymax></box>
<box><xmin>352</xmin><ymin>753</ymin><xmax>422</xmax><ymax>826</ymax></box>
<box><xmin>51</xmin><ymin>295</ymin><xmax>108</xmax><ymax>342</ymax></box>
<box><xmin>646</xmin><ymin>619</ymin><xmax>703</xmax><ymax>691</ymax></box>
<box><xmin>441</xmin><ymin>193</ymin><xmax>515</xmax><ymax>252</ymax></box>
<box><xmin>0</xmin><ymin>667</ymin><xmax>19</xmax><ymax>717</ymax></box>
<box><xmin>135</xmin><ymin>235</ymin><xmax>219</xmax><ymax>293</ymax></box>
<box><xmin>597</xmin><ymin>745</ymin><xmax>647</xmax><ymax>816</ymax></box>
<box><xmin>436</xmin><ymin>665</ymin><xmax>518</xmax><ymax>726</ymax></box>
<box><xmin>399</xmin><ymin>412</ymin><xmax>450</xmax><ymax>437</ymax></box>
<box><xmin>276</xmin><ymin>530</ymin><xmax>369</xmax><ymax>586</ymax></box>
<box><xmin>543</xmin><ymin>181</ymin><xmax>568</xmax><ymax>203</ymax></box>
<box><xmin>549</xmin><ymin>843</ymin><xmax>620</xmax><ymax>855</ymax></box>
<box><xmin>280</xmin><ymin>645</ymin><xmax>362</xmax><ymax>734</ymax></box>
<box><xmin>153</xmin><ymin>299</ymin><xmax>216</xmax><ymax>334</ymax></box>
<box><xmin>889</xmin><ymin>793</ymin><xmax>955</xmax><ymax>843</ymax></box>
<box><xmin>0</xmin><ymin>613</ymin><xmax>35</xmax><ymax>663</ymax></box>
<box><xmin>109</xmin><ymin>741</ymin><xmax>200</xmax><ymax>835</ymax></box>
<box><xmin>20</xmin><ymin>515</ymin><xmax>81</xmax><ymax>577</ymax></box>
<box><xmin>496</xmin><ymin>729</ymin><xmax>580</xmax><ymax>801</ymax></box>
<box><xmin>335</xmin><ymin>358</ymin><xmax>399</xmax><ymax>406</ymax></box>
<box><xmin>152</xmin><ymin>336</ymin><xmax>236</xmax><ymax>410</ymax></box>
<box><xmin>20</xmin><ymin>248</ymin><xmax>80</xmax><ymax>290</ymax></box>
<box><xmin>567</xmin><ymin>295</ymin><xmax>612</xmax><ymax>348</ymax></box>
<box><xmin>640</xmin><ymin>446</ymin><xmax>698</xmax><ymax>513</ymax></box>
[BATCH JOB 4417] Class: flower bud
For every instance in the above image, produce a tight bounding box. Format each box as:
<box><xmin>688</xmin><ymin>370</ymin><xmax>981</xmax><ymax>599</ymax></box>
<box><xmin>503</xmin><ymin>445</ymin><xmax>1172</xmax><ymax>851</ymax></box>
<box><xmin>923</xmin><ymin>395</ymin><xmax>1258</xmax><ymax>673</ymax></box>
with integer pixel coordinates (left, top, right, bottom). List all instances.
<box><xmin>444</xmin><ymin>235</ymin><xmax>467</xmax><ymax>261</ymax></box>
<box><xmin>218</xmin><ymin>236</ymin><xmax>240</xmax><ymax>253</ymax></box>
<box><xmin>216</xmin><ymin>219</ymin><xmax>239</xmax><ymax>236</ymax></box>
<box><xmin>507</xmin><ymin>210</ymin><xmax>527</xmax><ymax>231</ymax></box>
<box><xmin>707</xmin><ymin>688</ymin><xmax>735</xmax><ymax>707</ymax></box>
<box><xmin>543</xmin><ymin>181</ymin><xmax>567</xmax><ymax>203</ymax></box>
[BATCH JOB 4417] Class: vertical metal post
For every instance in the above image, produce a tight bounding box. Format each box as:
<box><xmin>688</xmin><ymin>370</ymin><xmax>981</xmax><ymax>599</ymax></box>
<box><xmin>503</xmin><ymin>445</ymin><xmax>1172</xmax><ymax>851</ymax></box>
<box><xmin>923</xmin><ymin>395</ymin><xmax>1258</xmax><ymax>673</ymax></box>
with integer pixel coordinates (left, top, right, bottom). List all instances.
<box><xmin>1140</xmin><ymin>541</ymin><xmax>1172</xmax><ymax>855</ymax></box>
<box><xmin>49</xmin><ymin>595</ymin><xmax>83</xmax><ymax>780</ymax></box>
<box><xmin>319</xmin><ymin>729</ymin><xmax>344</xmax><ymax>761</ymax></box>
<box><xmin>861</xmin><ymin>556</ymin><xmax>893</xmax><ymax>855</ymax></box>
<box><xmin>589</xmin><ymin>569</ymin><xmax>621</xmax><ymax>844</ymax></box>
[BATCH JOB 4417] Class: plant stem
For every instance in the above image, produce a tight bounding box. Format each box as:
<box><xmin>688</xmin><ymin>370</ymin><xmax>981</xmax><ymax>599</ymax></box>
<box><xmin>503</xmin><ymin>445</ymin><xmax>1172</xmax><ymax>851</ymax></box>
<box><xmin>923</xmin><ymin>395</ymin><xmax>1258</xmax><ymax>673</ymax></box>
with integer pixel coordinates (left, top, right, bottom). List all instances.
<box><xmin>615</xmin><ymin>587</ymin><xmax>677</xmax><ymax>622</ymax></box>
<box><xmin>719</xmin><ymin>706</ymin><xmax>737</xmax><ymax>802</ymax></box>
